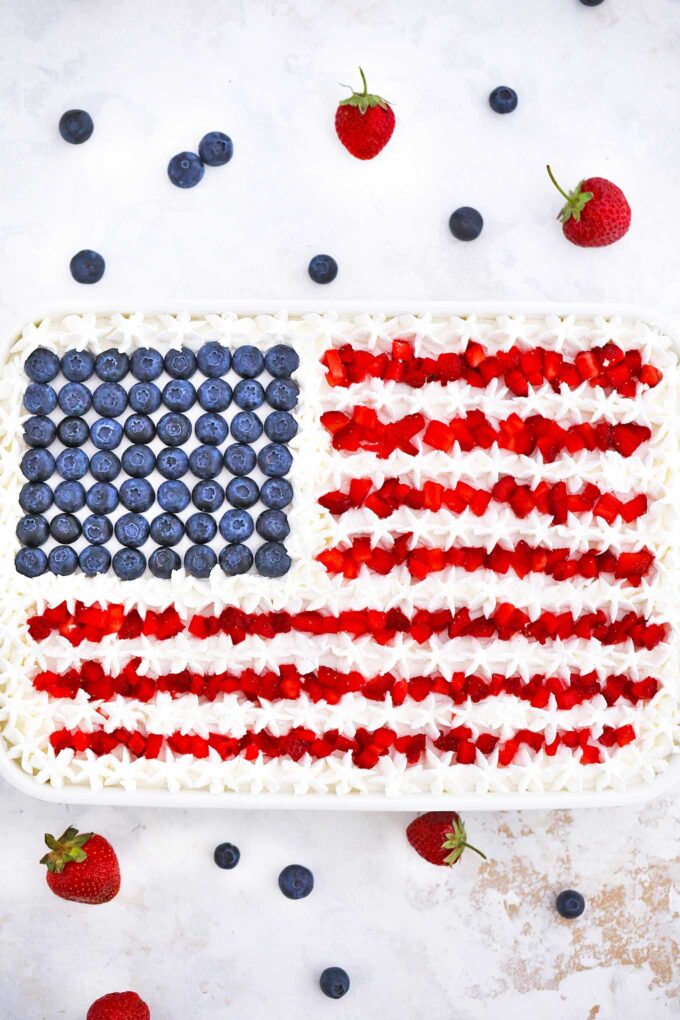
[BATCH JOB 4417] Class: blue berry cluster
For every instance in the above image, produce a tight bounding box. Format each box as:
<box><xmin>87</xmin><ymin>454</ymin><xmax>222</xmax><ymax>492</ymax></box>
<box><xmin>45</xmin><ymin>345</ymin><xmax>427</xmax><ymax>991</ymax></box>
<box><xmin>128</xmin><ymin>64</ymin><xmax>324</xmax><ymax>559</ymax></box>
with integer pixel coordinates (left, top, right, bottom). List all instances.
<box><xmin>15</xmin><ymin>341</ymin><xmax>300</xmax><ymax>581</ymax></box>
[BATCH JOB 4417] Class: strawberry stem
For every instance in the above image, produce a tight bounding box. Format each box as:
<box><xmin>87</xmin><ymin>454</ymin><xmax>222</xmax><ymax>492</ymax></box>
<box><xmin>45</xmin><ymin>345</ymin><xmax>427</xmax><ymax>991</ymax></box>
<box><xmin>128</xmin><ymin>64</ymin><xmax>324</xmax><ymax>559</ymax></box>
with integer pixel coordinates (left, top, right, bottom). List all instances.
<box><xmin>546</xmin><ymin>164</ymin><xmax>570</xmax><ymax>202</ymax></box>
<box><xmin>459</xmin><ymin>841</ymin><xmax>487</xmax><ymax>860</ymax></box>
<box><xmin>358</xmin><ymin>66</ymin><xmax>368</xmax><ymax>96</ymax></box>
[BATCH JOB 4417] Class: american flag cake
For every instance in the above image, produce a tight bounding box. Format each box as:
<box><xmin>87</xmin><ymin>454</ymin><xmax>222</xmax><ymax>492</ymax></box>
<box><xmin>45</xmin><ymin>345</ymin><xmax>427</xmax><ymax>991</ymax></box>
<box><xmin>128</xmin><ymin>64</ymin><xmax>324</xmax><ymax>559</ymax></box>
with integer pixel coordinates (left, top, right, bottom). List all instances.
<box><xmin>0</xmin><ymin>309</ymin><xmax>678</xmax><ymax>799</ymax></box>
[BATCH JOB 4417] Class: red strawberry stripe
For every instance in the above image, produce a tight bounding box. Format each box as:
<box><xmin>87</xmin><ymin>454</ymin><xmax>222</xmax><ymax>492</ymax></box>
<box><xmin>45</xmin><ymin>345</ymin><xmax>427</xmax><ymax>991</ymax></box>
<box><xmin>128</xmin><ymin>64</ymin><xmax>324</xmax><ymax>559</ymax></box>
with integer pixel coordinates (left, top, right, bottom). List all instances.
<box><xmin>321</xmin><ymin>340</ymin><xmax>661</xmax><ymax>397</ymax></box>
<box><xmin>321</xmin><ymin>407</ymin><xmax>651</xmax><ymax>461</ymax></box>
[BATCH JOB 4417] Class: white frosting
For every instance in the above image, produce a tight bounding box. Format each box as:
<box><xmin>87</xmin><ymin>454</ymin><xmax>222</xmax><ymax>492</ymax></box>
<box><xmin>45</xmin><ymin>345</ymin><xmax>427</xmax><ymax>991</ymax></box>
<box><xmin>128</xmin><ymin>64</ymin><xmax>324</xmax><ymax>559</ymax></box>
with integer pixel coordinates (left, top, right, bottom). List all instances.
<box><xmin>1</xmin><ymin>310</ymin><xmax>678</xmax><ymax>799</ymax></box>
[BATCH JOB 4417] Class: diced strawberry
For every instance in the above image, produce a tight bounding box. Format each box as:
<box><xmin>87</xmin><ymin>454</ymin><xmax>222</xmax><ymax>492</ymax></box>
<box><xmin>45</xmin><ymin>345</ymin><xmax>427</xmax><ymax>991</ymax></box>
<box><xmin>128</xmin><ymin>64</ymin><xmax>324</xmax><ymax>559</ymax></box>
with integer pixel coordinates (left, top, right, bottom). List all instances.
<box><xmin>392</xmin><ymin>338</ymin><xmax>413</xmax><ymax>361</ymax></box>
<box><xmin>620</xmin><ymin>493</ymin><xmax>647</xmax><ymax>522</ymax></box>
<box><xmin>464</xmin><ymin>341</ymin><xmax>486</xmax><ymax>368</ymax></box>
<box><xmin>640</xmin><ymin>364</ymin><xmax>662</xmax><ymax>387</ymax></box>
<box><xmin>505</xmin><ymin>369</ymin><xmax>529</xmax><ymax>396</ymax></box>
<box><xmin>320</xmin><ymin>410</ymin><xmax>349</xmax><ymax>435</ymax></box>
<box><xmin>423</xmin><ymin>420</ymin><xmax>455</xmax><ymax>452</ymax></box>
<box><xmin>323</xmin><ymin>348</ymin><xmax>347</xmax><ymax>386</ymax></box>
<box><xmin>318</xmin><ymin>490</ymin><xmax>354</xmax><ymax>515</ymax></box>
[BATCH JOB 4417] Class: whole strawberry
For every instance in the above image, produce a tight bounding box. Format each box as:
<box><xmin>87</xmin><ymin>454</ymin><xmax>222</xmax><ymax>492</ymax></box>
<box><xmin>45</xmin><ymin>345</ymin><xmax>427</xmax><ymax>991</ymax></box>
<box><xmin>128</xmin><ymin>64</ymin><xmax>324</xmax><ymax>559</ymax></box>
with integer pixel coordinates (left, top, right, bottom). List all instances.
<box><xmin>335</xmin><ymin>67</ymin><xmax>395</xmax><ymax>160</ymax></box>
<box><xmin>406</xmin><ymin>812</ymin><xmax>486</xmax><ymax>867</ymax></box>
<box><xmin>87</xmin><ymin>991</ymin><xmax>150</xmax><ymax>1020</ymax></box>
<box><xmin>547</xmin><ymin>164</ymin><xmax>631</xmax><ymax>247</ymax></box>
<box><xmin>41</xmin><ymin>825</ymin><xmax>120</xmax><ymax>904</ymax></box>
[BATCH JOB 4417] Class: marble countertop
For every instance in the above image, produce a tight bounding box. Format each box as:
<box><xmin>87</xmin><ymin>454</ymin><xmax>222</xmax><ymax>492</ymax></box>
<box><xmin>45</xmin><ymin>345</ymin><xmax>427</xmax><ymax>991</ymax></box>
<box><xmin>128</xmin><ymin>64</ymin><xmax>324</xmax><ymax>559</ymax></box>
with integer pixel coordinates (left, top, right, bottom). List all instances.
<box><xmin>0</xmin><ymin>0</ymin><xmax>678</xmax><ymax>1017</ymax></box>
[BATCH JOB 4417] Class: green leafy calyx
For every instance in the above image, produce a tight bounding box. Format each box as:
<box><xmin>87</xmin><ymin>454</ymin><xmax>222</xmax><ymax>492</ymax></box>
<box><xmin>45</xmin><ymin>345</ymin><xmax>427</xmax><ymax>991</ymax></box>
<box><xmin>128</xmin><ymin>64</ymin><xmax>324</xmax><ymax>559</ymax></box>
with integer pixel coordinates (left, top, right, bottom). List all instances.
<box><xmin>546</xmin><ymin>164</ymin><xmax>594</xmax><ymax>224</ymax></box>
<box><xmin>40</xmin><ymin>826</ymin><xmax>93</xmax><ymax>874</ymax></box>
<box><xmin>339</xmin><ymin>67</ymin><xmax>391</xmax><ymax>115</ymax></box>
<box><xmin>441</xmin><ymin>816</ymin><xmax>487</xmax><ymax>867</ymax></box>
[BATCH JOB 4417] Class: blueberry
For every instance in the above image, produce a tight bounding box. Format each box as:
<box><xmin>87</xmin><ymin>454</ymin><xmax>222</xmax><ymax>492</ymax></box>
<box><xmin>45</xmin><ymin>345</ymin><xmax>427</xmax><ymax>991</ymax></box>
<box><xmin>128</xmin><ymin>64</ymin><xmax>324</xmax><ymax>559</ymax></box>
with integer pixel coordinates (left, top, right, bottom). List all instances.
<box><xmin>233</xmin><ymin>379</ymin><xmax>265</xmax><ymax>411</ymax></box>
<box><xmin>156</xmin><ymin>447</ymin><xmax>189</xmax><ymax>480</ymax></box>
<box><xmin>130</xmin><ymin>348</ymin><xmax>164</xmax><ymax>382</ymax></box>
<box><xmin>308</xmin><ymin>254</ymin><xmax>338</xmax><ymax>285</ymax></box>
<box><xmin>59</xmin><ymin>109</ymin><xmax>94</xmax><ymax>144</ymax></box>
<box><xmin>256</xmin><ymin>509</ymin><xmax>289</xmax><ymax>542</ymax></box>
<box><xmin>213</xmin><ymin>842</ymin><xmax>240</xmax><ymax>869</ymax></box>
<box><xmin>489</xmin><ymin>85</ymin><xmax>518</xmax><ymax>114</ymax></box>
<box><xmin>54</xmin><ymin>480</ymin><xmax>86</xmax><ymax>512</ymax></box>
<box><xmin>197</xmin><ymin>378</ymin><xmax>232</xmax><ymax>412</ymax></box>
<box><xmin>226</xmin><ymin>477</ymin><xmax>259</xmax><ymax>509</ymax></box>
<box><xmin>186</xmin><ymin>512</ymin><xmax>217</xmax><ymax>544</ymax></box>
<box><xmin>58</xmin><ymin>383</ymin><xmax>91</xmax><ymax>417</ymax></box>
<box><xmin>260</xmin><ymin>478</ymin><xmax>293</xmax><ymax>510</ymax></box>
<box><xmin>256</xmin><ymin>542</ymin><xmax>291</xmax><ymax>577</ymax></box>
<box><xmin>319</xmin><ymin>968</ymin><xmax>350</xmax><ymax>1000</ymax></box>
<box><xmin>25</xmin><ymin>348</ymin><xmax>60</xmax><ymax>384</ymax></box>
<box><xmin>197</xmin><ymin>342</ymin><xmax>231</xmax><ymax>377</ymax></box>
<box><xmin>50</xmin><ymin>513</ymin><xmax>81</xmax><ymax>544</ymax></box>
<box><xmin>129</xmin><ymin>381</ymin><xmax>162</xmax><ymax>412</ymax></box>
<box><xmin>149</xmin><ymin>547</ymin><xmax>181</xmax><ymax>578</ymax></box>
<box><xmin>266</xmin><ymin>378</ymin><xmax>299</xmax><ymax>411</ymax></box>
<box><xmin>223</xmin><ymin>444</ymin><xmax>256</xmax><ymax>477</ymax></box>
<box><xmin>95</xmin><ymin>349</ymin><xmax>129</xmax><ymax>382</ymax></box>
<box><xmin>82</xmin><ymin>515</ymin><xmax>113</xmax><ymax>545</ymax></box>
<box><xmin>150</xmin><ymin>513</ymin><xmax>184</xmax><ymax>547</ymax></box>
<box><xmin>265</xmin><ymin>345</ymin><xmax>299</xmax><ymax>379</ymax></box>
<box><xmin>56</xmin><ymin>448</ymin><xmax>88</xmax><ymax>481</ymax></box>
<box><xmin>219</xmin><ymin>543</ymin><xmax>253</xmax><ymax>575</ymax></box>
<box><xmin>24</xmin><ymin>383</ymin><xmax>57</xmax><ymax>415</ymax></box>
<box><xmin>15</xmin><ymin>547</ymin><xmax>47</xmax><ymax>577</ymax></box>
<box><xmin>184</xmin><ymin>545</ymin><xmax>217</xmax><ymax>577</ymax></box>
<box><xmin>70</xmin><ymin>250</ymin><xmax>105</xmax><ymax>284</ymax></box>
<box><xmin>164</xmin><ymin>347</ymin><xmax>197</xmax><ymax>379</ymax></box>
<box><xmin>120</xmin><ymin>478</ymin><xmax>155</xmax><ymax>513</ymax></box>
<box><xmin>48</xmin><ymin>546</ymin><xmax>79</xmax><ymax>575</ymax></box>
<box><xmin>115</xmin><ymin>512</ymin><xmax>150</xmax><ymax>548</ymax></box>
<box><xmin>167</xmin><ymin>151</ymin><xmax>204</xmax><ymax>188</ymax></box>
<box><xmin>278</xmin><ymin>864</ymin><xmax>313</xmax><ymax>899</ymax></box>
<box><xmin>162</xmin><ymin>379</ymin><xmax>196</xmax><ymax>412</ymax></box>
<box><xmin>124</xmin><ymin>414</ymin><xmax>156</xmax><ymax>444</ymax></box>
<box><xmin>230</xmin><ymin>411</ymin><xmax>263</xmax><ymax>444</ymax></box>
<box><xmin>189</xmin><ymin>445</ymin><xmax>223</xmax><ymax>479</ymax></box>
<box><xmin>265</xmin><ymin>410</ymin><xmax>298</xmax><ymax>443</ymax></box>
<box><xmin>16</xmin><ymin>515</ymin><xmax>49</xmax><ymax>547</ymax></box>
<box><xmin>158</xmin><ymin>479</ymin><xmax>191</xmax><ymax>513</ymax></box>
<box><xmin>157</xmin><ymin>412</ymin><xmax>192</xmax><ymax>447</ymax></box>
<box><xmin>24</xmin><ymin>416</ymin><xmax>57</xmax><ymax>448</ymax></box>
<box><xmin>61</xmin><ymin>349</ymin><xmax>94</xmax><ymax>382</ymax></box>
<box><xmin>258</xmin><ymin>443</ymin><xmax>292</xmax><ymax>477</ymax></box>
<box><xmin>19</xmin><ymin>483</ymin><xmax>53</xmax><ymax>514</ymax></box>
<box><xmin>122</xmin><ymin>444</ymin><xmax>156</xmax><ymax>478</ymax></box>
<box><xmin>449</xmin><ymin>207</ymin><xmax>483</xmax><ymax>241</ymax></box>
<box><xmin>556</xmin><ymin>890</ymin><xmax>585</xmax><ymax>919</ymax></box>
<box><xmin>57</xmin><ymin>417</ymin><xmax>89</xmax><ymax>447</ymax></box>
<box><xmin>86</xmin><ymin>481</ymin><xmax>119</xmax><ymax>514</ymax></box>
<box><xmin>198</xmin><ymin>132</ymin><xmax>233</xmax><ymax>167</ymax></box>
<box><xmin>112</xmin><ymin>548</ymin><xmax>146</xmax><ymax>580</ymax></box>
<box><xmin>192</xmin><ymin>479</ymin><xmax>224</xmax><ymax>512</ymax></box>
<box><xmin>219</xmin><ymin>509</ymin><xmax>254</xmax><ymax>543</ymax></box>
<box><xmin>79</xmin><ymin>546</ymin><xmax>111</xmax><ymax>576</ymax></box>
<box><xmin>194</xmin><ymin>413</ymin><xmax>228</xmax><ymax>446</ymax></box>
<box><xmin>232</xmin><ymin>346</ymin><xmax>265</xmax><ymax>379</ymax></box>
<box><xmin>92</xmin><ymin>382</ymin><xmax>127</xmax><ymax>417</ymax></box>
<box><xmin>21</xmin><ymin>448</ymin><xmax>55</xmax><ymax>482</ymax></box>
<box><xmin>580</xmin><ymin>0</ymin><xmax>604</xmax><ymax>5</ymax></box>
<box><xmin>90</xmin><ymin>418</ymin><xmax>124</xmax><ymax>450</ymax></box>
<box><xmin>90</xmin><ymin>450</ymin><xmax>121</xmax><ymax>481</ymax></box>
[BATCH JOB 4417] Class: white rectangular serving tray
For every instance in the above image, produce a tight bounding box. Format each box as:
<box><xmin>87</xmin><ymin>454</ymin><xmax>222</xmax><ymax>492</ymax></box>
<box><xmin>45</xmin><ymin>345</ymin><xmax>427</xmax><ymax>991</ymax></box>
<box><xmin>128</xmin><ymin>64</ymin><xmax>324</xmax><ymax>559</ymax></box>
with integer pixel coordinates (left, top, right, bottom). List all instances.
<box><xmin>1</xmin><ymin>299</ymin><xmax>678</xmax><ymax>810</ymax></box>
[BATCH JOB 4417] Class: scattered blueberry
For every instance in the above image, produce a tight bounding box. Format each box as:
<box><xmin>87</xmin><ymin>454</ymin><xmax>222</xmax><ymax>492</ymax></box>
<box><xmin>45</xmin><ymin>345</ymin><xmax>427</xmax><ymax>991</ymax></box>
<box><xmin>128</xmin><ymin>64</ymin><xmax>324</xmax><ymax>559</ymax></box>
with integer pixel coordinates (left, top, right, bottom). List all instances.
<box><xmin>130</xmin><ymin>348</ymin><xmax>164</xmax><ymax>382</ymax></box>
<box><xmin>449</xmin><ymin>207</ymin><xmax>484</xmax><ymax>241</ymax></box>
<box><xmin>184</xmin><ymin>545</ymin><xmax>217</xmax><ymax>577</ymax></box>
<box><xmin>124</xmin><ymin>414</ymin><xmax>156</xmax><ymax>444</ymax></box>
<box><xmin>189</xmin><ymin>445</ymin><xmax>223</xmax><ymax>479</ymax></box>
<box><xmin>265</xmin><ymin>378</ymin><xmax>299</xmax><ymax>411</ymax></box>
<box><xmin>149</xmin><ymin>547</ymin><xmax>181</xmax><ymax>578</ymax></box>
<box><xmin>319</xmin><ymin>968</ymin><xmax>350</xmax><ymax>1000</ymax></box>
<box><xmin>197</xmin><ymin>378</ymin><xmax>232</xmax><ymax>412</ymax></box>
<box><xmin>218</xmin><ymin>543</ymin><xmax>253</xmax><ymax>575</ymax></box>
<box><xmin>129</xmin><ymin>381</ymin><xmax>162</xmax><ymax>412</ymax></box>
<box><xmin>25</xmin><ymin>349</ymin><xmax>60</xmax><ymax>385</ymax></box>
<box><xmin>57</xmin><ymin>416</ymin><xmax>89</xmax><ymax>447</ymax></box>
<box><xmin>90</xmin><ymin>418</ymin><xmax>124</xmax><ymax>450</ymax></box>
<box><xmin>112</xmin><ymin>548</ymin><xmax>146</xmax><ymax>580</ymax></box>
<box><xmin>115</xmin><ymin>512</ymin><xmax>150</xmax><ymax>548</ymax></box>
<box><xmin>199</xmin><ymin>132</ymin><xmax>233</xmax><ymax>166</ymax></box>
<box><xmin>122</xmin><ymin>444</ymin><xmax>156</xmax><ymax>478</ymax></box>
<box><xmin>256</xmin><ymin>542</ymin><xmax>291</xmax><ymax>577</ymax></box>
<box><xmin>24</xmin><ymin>383</ymin><xmax>57</xmax><ymax>415</ymax></box>
<box><xmin>59</xmin><ymin>109</ymin><xmax>94</xmax><ymax>144</ymax></box>
<box><xmin>489</xmin><ymin>86</ymin><xmax>518</xmax><ymax>114</ymax></box>
<box><xmin>278</xmin><ymin>864</ymin><xmax>313</xmax><ymax>899</ymax></box>
<box><xmin>186</xmin><ymin>512</ymin><xmax>217</xmax><ymax>544</ymax></box>
<box><xmin>95</xmin><ymin>349</ymin><xmax>129</xmax><ymax>382</ymax></box>
<box><xmin>556</xmin><ymin>890</ymin><xmax>585</xmax><ymax>919</ymax></box>
<box><xmin>256</xmin><ymin>509</ymin><xmax>289</xmax><ymax>542</ymax></box>
<box><xmin>219</xmin><ymin>508</ymin><xmax>254</xmax><ymax>543</ymax></box>
<box><xmin>195</xmin><ymin>413</ymin><xmax>228</xmax><ymax>445</ymax></box>
<box><xmin>90</xmin><ymin>450</ymin><xmax>121</xmax><ymax>481</ymax></box>
<box><xmin>92</xmin><ymin>381</ymin><xmax>127</xmax><ymax>417</ymax></box>
<box><xmin>79</xmin><ymin>546</ymin><xmax>111</xmax><ymax>576</ymax></box>
<box><xmin>53</xmin><ymin>480</ymin><xmax>86</xmax><ymax>512</ymax></box>
<box><xmin>24</xmin><ymin>416</ymin><xmax>57</xmax><ymax>448</ymax></box>
<box><xmin>70</xmin><ymin>250</ymin><xmax>105</xmax><ymax>284</ymax></box>
<box><xmin>157</xmin><ymin>412</ymin><xmax>192</xmax><ymax>447</ymax></box>
<box><xmin>56</xmin><ymin>448</ymin><xmax>88</xmax><ymax>481</ymax></box>
<box><xmin>258</xmin><ymin>443</ymin><xmax>292</xmax><ymax>477</ymax></box>
<box><xmin>156</xmin><ymin>447</ymin><xmax>189</xmax><ymax>480</ymax></box>
<box><xmin>230</xmin><ymin>411</ymin><xmax>263</xmax><ymax>444</ymax></box>
<box><xmin>164</xmin><ymin>347</ymin><xmax>197</xmax><ymax>379</ymax></box>
<box><xmin>223</xmin><ymin>444</ymin><xmax>257</xmax><ymax>476</ymax></box>
<box><xmin>19</xmin><ymin>483</ymin><xmax>53</xmax><ymax>514</ymax></box>
<box><xmin>58</xmin><ymin>382</ymin><xmax>92</xmax><ymax>417</ymax></box>
<box><xmin>167</xmin><ymin>151</ymin><xmax>204</xmax><ymax>189</ymax></box>
<box><xmin>265</xmin><ymin>345</ymin><xmax>299</xmax><ymax>379</ymax></box>
<box><xmin>232</xmin><ymin>346</ymin><xmax>265</xmax><ymax>379</ymax></box>
<box><xmin>308</xmin><ymin>254</ymin><xmax>338</xmax><ymax>284</ymax></box>
<box><xmin>50</xmin><ymin>513</ymin><xmax>81</xmax><ymax>544</ymax></box>
<box><xmin>158</xmin><ymin>479</ymin><xmax>191</xmax><ymax>513</ymax></box>
<box><xmin>213</xmin><ymin>842</ymin><xmax>240</xmax><ymax>869</ymax></box>
<box><xmin>192</xmin><ymin>479</ymin><xmax>224</xmax><ymax>512</ymax></box>
<box><xmin>61</xmin><ymin>349</ymin><xmax>94</xmax><ymax>382</ymax></box>
<box><xmin>82</xmin><ymin>515</ymin><xmax>113</xmax><ymax>545</ymax></box>
<box><xmin>196</xmin><ymin>342</ymin><xmax>231</xmax><ymax>377</ymax></box>
<box><xmin>150</xmin><ymin>513</ymin><xmax>185</xmax><ymax>547</ymax></box>
<box><xmin>580</xmin><ymin>0</ymin><xmax>604</xmax><ymax>5</ymax></box>
<box><xmin>163</xmin><ymin>379</ymin><xmax>196</xmax><ymax>412</ymax></box>
<box><xmin>120</xmin><ymin>477</ymin><xmax>155</xmax><ymax>512</ymax></box>
<box><xmin>260</xmin><ymin>478</ymin><xmax>293</xmax><ymax>510</ymax></box>
<box><xmin>264</xmin><ymin>411</ymin><xmax>298</xmax><ymax>443</ymax></box>
<box><xmin>233</xmin><ymin>379</ymin><xmax>265</xmax><ymax>411</ymax></box>
<box><xmin>226</xmin><ymin>477</ymin><xmax>259</xmax><ymax>509</ymax></box>
<box><xmin>15</xmin><ymin>547</ymin><xmax>47</xmax><ymax>577</ymax></box>
<box><xmin>86</xmin><ymin>481</ymin><xmax>119</xmax><ymax>515</ymax></box>
<box><xmin>21</xmin><ymin>448</ymin><xmax>55</xmax><ymax>482</ymax></box>
<box><xmin>48</xmin><ymin>546</ymin><xmax>79</xmax><ymax>575</ymax></box>
<box><xmin>16</xmin><ymin>515</ymin><xmax>49</xmax><ymax>548</ymax></box>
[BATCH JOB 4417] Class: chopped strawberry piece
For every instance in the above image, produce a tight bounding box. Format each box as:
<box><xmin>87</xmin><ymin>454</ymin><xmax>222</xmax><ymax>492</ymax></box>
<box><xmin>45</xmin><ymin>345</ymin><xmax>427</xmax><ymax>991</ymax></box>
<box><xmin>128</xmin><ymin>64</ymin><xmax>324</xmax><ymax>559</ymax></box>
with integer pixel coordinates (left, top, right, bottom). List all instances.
<box><xmin>423</xmin><ymin>419</ymin><xmax>455</xmax><ymax>452</ymax></box>
<box><xmin>640</xmin><ymin>364</ymin><xmax>662</xmax><ymax>387</ymax></box>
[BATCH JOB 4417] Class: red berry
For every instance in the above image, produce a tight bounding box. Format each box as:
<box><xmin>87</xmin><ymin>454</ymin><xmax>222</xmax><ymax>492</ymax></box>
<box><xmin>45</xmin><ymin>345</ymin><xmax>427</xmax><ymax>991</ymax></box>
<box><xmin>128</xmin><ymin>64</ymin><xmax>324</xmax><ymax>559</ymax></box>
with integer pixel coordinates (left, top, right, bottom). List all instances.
<box><xmin>406</xmin><ymin>812</ymin><xmax>486</xmax><ymax>867</ymax></box>
<box><xmin>547</xmin><ymin>165</ymin><xmax>631</xmax><ymax>247</ymax></box>
<box><xmin>87</xmin><ymin>991</ymin><xmax>150</xmax><ymax>1020</ymax></box>
<box><xmin>335</xmin><ymin>68</ymin><xmax>395</xmax><ymax>160</ymax></box>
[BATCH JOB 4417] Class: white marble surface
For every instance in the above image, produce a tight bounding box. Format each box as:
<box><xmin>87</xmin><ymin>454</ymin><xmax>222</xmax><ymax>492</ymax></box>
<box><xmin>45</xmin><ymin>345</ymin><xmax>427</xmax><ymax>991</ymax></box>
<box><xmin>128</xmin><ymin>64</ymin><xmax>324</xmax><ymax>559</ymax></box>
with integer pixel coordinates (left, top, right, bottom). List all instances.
<box><xmin>0</xmin><ymin>1</ymin><xmax>679</xmax><ymax>1017</ymax></box>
